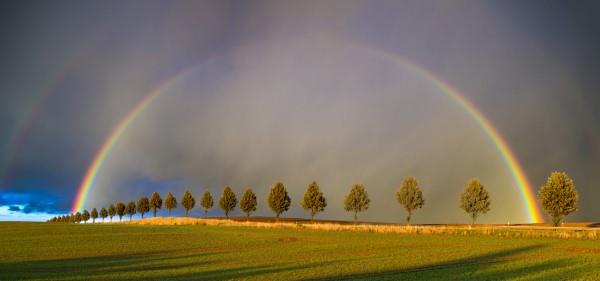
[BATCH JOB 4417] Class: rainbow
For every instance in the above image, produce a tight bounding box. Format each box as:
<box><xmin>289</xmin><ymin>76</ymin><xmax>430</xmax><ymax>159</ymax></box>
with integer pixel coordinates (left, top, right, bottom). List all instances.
<box><xmin>365</xmin><ymin>48</ymin><xmax>543</xmax><ymax>223</ymax></box>
<box><xmin>71</xmin><ymin>68</ymin><xmax>195</xmax><ymax>213</ymax></box>
<box><xmin>72</xmin><ymin>47</ymin><xmax>544</xmax><ymax>223</ymax></box>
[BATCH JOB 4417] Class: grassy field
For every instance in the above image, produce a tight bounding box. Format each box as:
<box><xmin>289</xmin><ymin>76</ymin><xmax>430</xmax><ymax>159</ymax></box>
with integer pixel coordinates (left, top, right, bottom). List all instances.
<box><xmin>1</xmin><ymin>221</ymin><xmax>600</xmax><ymax>280</ymax></box>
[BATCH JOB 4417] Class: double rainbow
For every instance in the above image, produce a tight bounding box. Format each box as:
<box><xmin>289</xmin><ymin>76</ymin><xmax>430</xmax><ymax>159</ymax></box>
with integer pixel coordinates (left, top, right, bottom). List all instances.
<box><xmin>72</xmin><ymin>49</ymin><xmax>544</xmax><ymax>223</ymax></box>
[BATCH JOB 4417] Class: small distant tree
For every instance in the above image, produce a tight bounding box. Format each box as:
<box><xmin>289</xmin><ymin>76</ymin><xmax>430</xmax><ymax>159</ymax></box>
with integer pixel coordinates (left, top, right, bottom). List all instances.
<box><xmin>267</xmin><ymin>181</ymin><xmax>291</xmax><ymax>221</ymax></box>
<box><xmin>137</xmin><ymin>196</ymin><xmax>150</xmax><ymax>219</ymax></box>
<box><xmin>538</xmin><ymin>172</ymin><xmax>579</xmax><ymax>227</ymax></box>
<box><xmin>150</xmin><ymin>192</ymin><xmax>163</xmax><ymax>217</ymax></box>
<box><xmin>91</xmin><ymin>208</ymin><xmax>98</xmax><ymax>223</ymax></box>
<box><xmin>108</xmin><ymin>204</ymin><xmax>116</xmax><ymax>222</ymax></box>
<box><xmin>200</xmin><ymin>191</ymin><xmax>214</xmax><ymax>217</ymax></box>
<box><xmin>82</xmin><ymin>210</ymin><xmax>90</xmax><ymax>224</ymax></box>
<box><xmin>239</xmin><ymin>188</ymin><xmax>257</xmax><ymax>219</ymax></box>
<box><xmin>164</xmin><ymin>192</ymin><xmax>177</xmax><ymax>216</ymax></box>
<box><xmin>181</xmin><ymin>190</ymin><xmax>195</xmax><ymax>217</ymax></box>
<box><xmin>344</xmin><ymin>184</ymin><xmax>370</xmax><ymax>222</ymax></box>
<box><xmin>396</xmin><ymin>176</ymin><xmax>425</xmax><ymax>225</ymax></box>
<box><xmin>116</xmin><ymin>202</ymin><xmax>126</xmax><ymax>222</ymax></box>
<box><xmin>301</xmin><ymin>181</ymin><xmax>327</xmax><ymax>221</ymax></box>
<box><xmin>126</xmin><ymin>201</ymin><xmax>136</xmax><ymax>221</ymax></box>
<box><xmin>219</xmin><ymin>186</ymin><xmax>238</xmax><ymax>218</ymax></box>
<box><xmin>459</xmin><ymin>179</ymin><xmax>491</xmax><ymax>226</ymax></box>
<box><xmin>100</xmin><ymin>207</ymin><xmax>108</xmax><ymax>222</ymax></box>
<box><xmin>69</xmin><ymin>214</ymin><xmax>76</xmax><ymax>223</ymax></box>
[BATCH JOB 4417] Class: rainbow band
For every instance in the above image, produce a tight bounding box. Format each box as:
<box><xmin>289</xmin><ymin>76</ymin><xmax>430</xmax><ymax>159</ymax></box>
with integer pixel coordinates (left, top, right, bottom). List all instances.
<box><xmin>72</xmin><ymin>68</ymin><xmax>194</xmax><ymax>213</ymax></box>
<box><xmin>72</xmin><ymin>47</ymin><xmax>543</xmax><ymax>223</ymax></box>
<box><xmin>365</xmin><ymin>48</ymin><xmax>543</xmax><ymax>223</ymax></box>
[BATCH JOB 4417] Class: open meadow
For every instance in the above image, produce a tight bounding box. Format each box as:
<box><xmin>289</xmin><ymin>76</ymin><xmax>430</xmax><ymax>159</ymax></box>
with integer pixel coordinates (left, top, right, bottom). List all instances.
<box><xmin>1</xmin><ymin>219</ymin><xmax>600</xmax><ymax>281</ymax></box>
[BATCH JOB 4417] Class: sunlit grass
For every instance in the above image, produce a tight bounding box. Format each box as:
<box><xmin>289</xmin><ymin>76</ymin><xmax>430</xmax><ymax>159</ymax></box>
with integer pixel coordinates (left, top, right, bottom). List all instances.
<box><xmin>1</xmin><ymin>221</ymin><xmax>599</xmax><ymax>280</ymax></box>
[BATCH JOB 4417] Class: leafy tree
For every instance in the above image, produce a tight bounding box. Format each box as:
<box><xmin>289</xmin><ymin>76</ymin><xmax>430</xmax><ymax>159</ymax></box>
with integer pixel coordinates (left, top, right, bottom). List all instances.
<box><xmin>239</xmin><ymin>188</ymin><xmax>257</xmax><ymax>219</ymax></box>
<box><xmin>538</xmin><ymin>172</ymin><xmax>579</xmax><ymax>227</ymax></box>
<box><xmin>268</xmin><ymin>181</ymin><xmax>291</xmax><ymax>221</ymax></box>
<box><xmin>459</xmin><ymin>179</ymin><xmax>491</xmax><ymax>226</ymax></box>
<box><xmin>69</xmin><ymin>214</ymin><xmax>76</xmax><ymax>223</ymax></box>
<box><xmin>396</xmin><ymin>176</ymin><xmax>425</xmax><ymax>225</ymax></box>
<box><xmin>82</xmin><ymin>210</ymin><xmax>90</xmax><ymax>224</ymax></box>
<box><xmin>116</xmin><ymin>202</ymin><xmax>126</xmax><ymax>221</ymax></box>
<box><xmin>181</xmin><ymin>190</ymin><xmax>195</xmax><ymax>217</ymax></box>
<box><xmin>164</xmin><ymin>192</ymin><xmax>177</xmax><ymax>216</ymax></box>
<box><xmin>137</xmin><ymin>196</ymin><xmax>150</xmax><ymax>219</ymax></box>
<box><xmin>108</xmin><ymin>204</ymin><xmax>116</xmax><ymax>222</ymax></box>
<box><xmin>344</xmin><ymin>184</ymin><xmax>370</xmax><ymax>222</ymax></box>
<box><xmin>126</xmin><ymin>201</ymin><xmax>136</xmax><ymax>221</ymax></box>
<box><xmin>100</xmin><ymin>207</ymin><xmax>108</xmax><ymax>222</ymax></box>
<box><xmin>91</xmin><ymin>208</ymin><xmax>98</xmax><ymax>223</ymax></box>
<box><xmin>150</xmin><ymin>192</ymin><xmax>163</xmax><ymax>217</ymax></box>
<box><xmin>219</xmin><ymin>186</ymin><xmax>238</xmax><ymax>218</ymax></box>
<box><xmin>301</xmin><ymin>181</ymin><xmax>327</xmax><ymax>221</ymax></box>
<box><xmin>200</xmin><ymin>191</ymin><xmax>214</xmax><ymax>217</ymax></box>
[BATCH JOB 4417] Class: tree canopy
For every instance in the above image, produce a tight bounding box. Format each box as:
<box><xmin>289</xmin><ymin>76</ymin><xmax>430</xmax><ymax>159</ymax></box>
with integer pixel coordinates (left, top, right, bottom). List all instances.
<box><xmin>344</xmin><ymin>184</ymin><xmax>370</xmax><ymax>222</ymax></box>
<box><xmin>239</xmin><ymin>188</ymin><xmax>257</xmax><ymax>218</ymax></box>
<box><xmin>396</xmin><ymin>176</ymin><xmax>425</xmax><ymax>224</ymax></box>
<box><xmin>538</xmin><ymin>172</ymin><xmax>578</xmax><ymax>227</ymax></box>
<box><xmin>459</xmin><ymin>179</ymin><xmax>491</xmax><ymax>226</ymax></box>
<box><xmin>267</xmin><ymin>181</ymin><xmax>291</xmax><ymax>220</ymax></box>
<box><xmin>301</xmin><ymin>181</ymin><xmax>327</xmax><ymax>221</ymax></box>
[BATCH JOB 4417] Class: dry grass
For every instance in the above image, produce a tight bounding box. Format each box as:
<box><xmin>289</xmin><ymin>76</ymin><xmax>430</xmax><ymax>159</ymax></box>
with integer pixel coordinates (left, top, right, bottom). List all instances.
<box><xmin>126</xmin><ymin>217</ymin><xmax>600</xmax><ymax>240</ymax></box>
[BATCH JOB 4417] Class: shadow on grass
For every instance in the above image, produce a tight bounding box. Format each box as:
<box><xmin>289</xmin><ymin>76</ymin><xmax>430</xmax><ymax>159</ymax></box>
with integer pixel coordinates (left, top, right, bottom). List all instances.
<box><xmin>0</xmin><ymin>244</ymin><xmax>587</xmax><ymax>280</ymax></box>
<box><xmin>0</xmin><ymin>248</ymin><xmax>332</xmax><ymax>281</ymax></box>
<box><xmin>303</xmin><ymin>244</ymin><xmax>584</xmax><ymax>281</ymax></box>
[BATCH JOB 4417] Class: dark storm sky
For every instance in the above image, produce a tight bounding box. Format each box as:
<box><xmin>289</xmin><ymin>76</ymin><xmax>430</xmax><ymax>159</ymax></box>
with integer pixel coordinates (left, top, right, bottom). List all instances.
<box><xmin>0</xmin><ymin>0</ymin><xmax>599</xmax><ymax>221</ymax></box>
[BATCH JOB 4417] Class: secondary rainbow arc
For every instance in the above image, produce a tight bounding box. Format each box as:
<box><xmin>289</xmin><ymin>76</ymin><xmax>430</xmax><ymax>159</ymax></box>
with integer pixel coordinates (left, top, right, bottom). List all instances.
<box><xmin>72</xmin><ymin>49</ymin><xmax>544</xmax><ymax>223</ymax></box>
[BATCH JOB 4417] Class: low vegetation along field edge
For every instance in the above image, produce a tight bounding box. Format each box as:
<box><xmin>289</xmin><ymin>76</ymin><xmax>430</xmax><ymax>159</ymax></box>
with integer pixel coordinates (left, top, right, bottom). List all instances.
<box><xmin>123</xmin><ymin>217</ymin><xmax>600</xmax><ymax>240</ymax></box>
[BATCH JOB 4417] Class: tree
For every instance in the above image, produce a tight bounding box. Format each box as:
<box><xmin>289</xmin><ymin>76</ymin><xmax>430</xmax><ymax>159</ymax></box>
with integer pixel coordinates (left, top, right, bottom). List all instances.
<box><xmin>301</xmin><ymin>181</ymin><xmax>327</xmax><ymax>221</ymax></box>
<box><xmin>91</xmin><ymin>208</ymin><xmax>98</xmax><ymax>223</ymax></box>
<box><xmin>82</xmin><ymin>210</ymin><xmax>90</xmax><ymax>224</ymax></box>
<box><xmin>396</xmin><ymin>176</ymin><xmax>425</xmax><ymax>225</ymax></box>
<box><xmin>200</xmin><ymin>191</ymin><xmax>214</xmax><ymax>217</ymax></box>
<box><xmin>164</xmin><ymin>192</ymin><xmax>177</xmax><ymax>216</ymax></box>
<box><xmin>219</xmin><ymin>186</ymin><xmax>238</xmax><ymax>218</ymax></box>
<box><xmin>108</xmin><ymin>204</ymin><xmax>116</xmax><ymax>222</ymax></box>
<box><xmin>267</xmin><ymin>181</ymin><xmax>291</xmax><ymax>221</ymax></box>
<box><xmin>150</xmin><ymin>192</ymin><xmax>163</xmax><ymax>217</ymax></box>
<box><xmin>116</xmin><ymin>202</ymin><xmax>126</xmax><ymax>222</ymax></box>
<box><xmin>100</xmin><ymin>207</ymin><xmax>108</xmax><ymax>222</ymax></box>
<box><xmin>181</xmin><ymin>190</ymin><xmax>195</xmax><ymax>217</ymax></box>
<box><xmin>459</xmin><ymin>179</ymin><xmax>491</xmax><ymax>226</ymax></box>
<box><xmin>239</xmin><ymin>188</ymin><xmax>257</xmax><ymax>219</ymax></box>
<box><xmin>126</xmin><ymin>201</ymin><xmax>136</xmax><ymax>221</ymax></box>
<box><xmin>344</xmin><ymin>184</ymin><xmax>370</xmax><ymax>222</ymax></box>
<box><xmin>137</xmin><ymin>196</ymin><xmax>150</xmax><ymax>219</ymax></box>
<box><xmin>538</xmin><ymin>171</ymin><xmax>579</xmax><ymax>227</ymax></box>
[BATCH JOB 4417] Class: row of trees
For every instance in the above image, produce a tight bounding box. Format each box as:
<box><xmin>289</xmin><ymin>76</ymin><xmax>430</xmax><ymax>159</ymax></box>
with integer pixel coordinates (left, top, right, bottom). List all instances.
<box><xmin>48</xmin><ymin>172</ymin><xmax>579</xmax><ymax>227</ymax></box>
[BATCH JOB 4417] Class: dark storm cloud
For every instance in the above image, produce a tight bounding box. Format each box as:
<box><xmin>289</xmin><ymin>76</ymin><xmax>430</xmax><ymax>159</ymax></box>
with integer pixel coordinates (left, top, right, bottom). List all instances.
<box><xmin>1</xmin><ymin>0</ymin><xmax>599</xmax><ymax>221</ymax></box>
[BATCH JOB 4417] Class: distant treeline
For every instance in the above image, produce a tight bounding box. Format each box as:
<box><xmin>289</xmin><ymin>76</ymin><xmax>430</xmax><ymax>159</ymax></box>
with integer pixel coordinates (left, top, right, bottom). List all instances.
<box><xmin>48</xmin><ymin>172</ymin><xmax>579</xmax><ymax>227</ymax></box>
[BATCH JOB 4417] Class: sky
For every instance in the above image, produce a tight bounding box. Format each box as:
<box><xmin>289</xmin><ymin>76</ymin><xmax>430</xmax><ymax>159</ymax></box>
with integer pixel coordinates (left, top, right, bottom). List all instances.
<box><xmin>0</xmin><ymin>0</ymin><xmax>599</xmax><ymax>223</ymax></box>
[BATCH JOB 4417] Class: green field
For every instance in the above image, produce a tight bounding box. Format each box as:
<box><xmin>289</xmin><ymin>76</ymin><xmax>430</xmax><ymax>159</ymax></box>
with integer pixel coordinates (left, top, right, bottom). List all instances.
<box><xmin>1</xmin><ymin>222</ymin><xmax>600</xmax><ymax>280</ymax></box>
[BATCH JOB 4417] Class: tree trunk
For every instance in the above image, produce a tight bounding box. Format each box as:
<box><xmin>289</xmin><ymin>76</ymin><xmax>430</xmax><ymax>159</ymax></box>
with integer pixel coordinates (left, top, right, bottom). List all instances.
<box><xmin>185</xmin><ymin>209</ymin><xmax>189</xmax><ymax>217</ymax></box>
<box><xmin>311</xmin><ymin>212</ymin><xmax>315</xmax><ymax>222</ymax></box>
<box><xmin>204</xmin><ymin>210</ymin><xmax>208</xmax><ymax>218</ymax></box>
<box><xmin>141</xmin><ymin>213</ymin><xmax>144</xmax><ymax>219</ymax></box>
<box><xmin>168</xmin><ymin>209</ymin><xmax>172</xmax><ymax>216</ymax></box>
<box><xmin>406</xmin><ymin>211</ymin><xmax>412</xmax><ymax>225</ymax></box>
<box><xmin>354</xmin><ymin>211</ymin><xmax>358</xmax><ymax>223</ymax></box>
<box><xmin>153</xmin><ymin>208</ymin><xmax>157</xmax><ymax>217</ymax></box>
<box><xmin>276</xmin><ymin>212</ymin><xmax>280</xmax><ymax>222</ymax></box>
<box><xmin>552</xmin><ymin>215</ymin><xmax>562</xmax><ymax>227</ymax></box>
